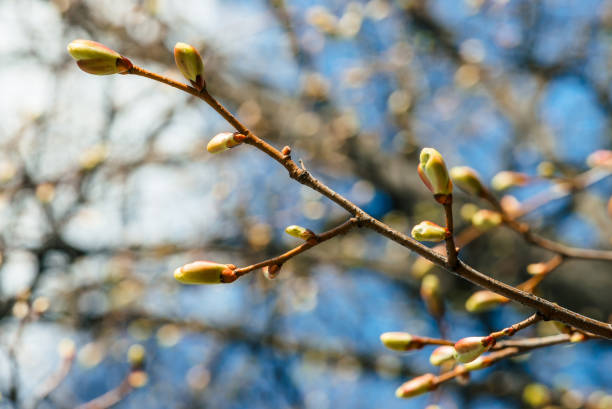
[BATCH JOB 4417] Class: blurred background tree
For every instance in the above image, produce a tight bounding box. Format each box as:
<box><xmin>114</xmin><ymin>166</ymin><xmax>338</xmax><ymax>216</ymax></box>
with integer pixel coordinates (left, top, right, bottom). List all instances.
<box><xmin>0</xmin><ymin>0</ymin><xmax>611</xmax><ymax>408</ymax></box>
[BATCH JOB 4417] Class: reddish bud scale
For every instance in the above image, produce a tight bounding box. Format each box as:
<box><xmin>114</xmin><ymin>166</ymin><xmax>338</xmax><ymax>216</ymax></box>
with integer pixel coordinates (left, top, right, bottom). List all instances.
<box><xmin>281</xmin><ymin>146</ymin><xmax>292</xmax><ymax>156</ymax></box>
<box><xmin>263</xmin><ymin>264</ymin><xmax>282</xmax><ymax>280</ymax></box>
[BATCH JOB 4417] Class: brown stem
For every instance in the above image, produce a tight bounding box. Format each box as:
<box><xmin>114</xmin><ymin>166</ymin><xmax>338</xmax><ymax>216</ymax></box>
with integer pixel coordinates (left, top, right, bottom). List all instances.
<box><xmin>488</xmin><ymin>313</ymin><xmax>541</xmax><ymax>340</ymax></box>
<box><xmin>443</xmin><ymin>200</ymin><xmax>458</xmax><ymax>268</ymax></box>
<box><xmin>126</xmin><ymin>65</ymin><xmax>612</xmax><ymax>339</ymax></box>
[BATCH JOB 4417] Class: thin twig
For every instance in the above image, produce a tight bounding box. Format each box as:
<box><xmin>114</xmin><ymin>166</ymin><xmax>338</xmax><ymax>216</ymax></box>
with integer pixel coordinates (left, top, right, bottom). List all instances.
<box><xmin>126</xmin><ymin>65</ymin><xmax>612</xmax><ymax>339</ymax></box>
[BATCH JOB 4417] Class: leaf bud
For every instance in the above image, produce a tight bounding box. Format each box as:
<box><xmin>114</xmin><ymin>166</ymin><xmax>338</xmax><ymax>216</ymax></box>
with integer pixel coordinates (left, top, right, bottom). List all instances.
<box><xmin>206</xmin><ymin>132</ymin><xmax>245</xmax><ymax>153</ymax></box>
<box><xmin>526</xmin><ymin>262</ymin><xmax>548</xmax><ymax>275</ymax></box>
<box><xmin>173</xmin><ymin>261</ymin><xmax>236</xmax><ymax>284</ymax></box>
<box><xmin>465</xmin><ymin>290</ymin><xmax>508</xmax><ymax>313</ymax></box>
<box><xmin>67</xmin><ymin>39</ymin><xmax>132</xmax><ymax>75</ymax></box>
<box><xmin>471</xmin><ymin>209</ymin><xmax>502</xmax><ymax>230</ymax></box>
<box><xmin>491</xmin><ymin>171</ymin><xmax>529</xmax><ymax>191</ymax></box>
<box><xmin>453</xmin><ymin>336</ymin><xmax>491</xmax><ymax>363</ymax></box>
<box><xmin>173</xmin><ymin>42</ymin><xmax>205</xmax><ymax>90</ymax></box>
<box><xmin>450</xmin><ymin>166</ymin><xmax>485</xmax><ymax>196</ymax></box>
<box><xmin>284</xmin><ymin>225</ymin><xmax>315</xmax><ymax>241</ymax></box>
<box><xmin>380</xmin><ymin>332</ymin><xmax>423</xmax><ymax>352</ymax></box>
<box><xmin>463</xmin><ymin>356</ymin><xmax>488</xmax><ymax>371</ymax></box>
<box><xmin>429</xmin><ymin>346</ymin><xmax>456</xmax><ymax>366</ymax></box>
<box><xmin>395</xmin><ymin>373</ymin><xmax>436</xmax><ymax>399</ymax></box>
<box><xmin>411</xmin><ymin>221</ymin><xmax>448</xmax><ymax>242</ymax></box>
<box><xmin>417</xmin><ymin>148</ymin><xmax>452</xmax><ymax>197</ymax></box>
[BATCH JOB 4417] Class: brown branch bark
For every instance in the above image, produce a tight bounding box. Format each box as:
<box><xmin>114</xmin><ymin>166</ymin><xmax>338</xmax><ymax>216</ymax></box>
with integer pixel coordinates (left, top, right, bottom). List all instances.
<box><xmin>127</xmin><ymin>65</ymin><xmax>612</xmax><ymax>339</ymax></box>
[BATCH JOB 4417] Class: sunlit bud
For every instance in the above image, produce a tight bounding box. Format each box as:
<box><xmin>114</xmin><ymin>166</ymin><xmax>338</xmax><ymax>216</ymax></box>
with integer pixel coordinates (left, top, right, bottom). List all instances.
<box><xmin>174</xmin><ymin>42</ymin><xmax>205</xmax><ymax>90</ymax></box>
<box><xmin>465</xmin><ymin>290</ymin><xmax>509</xmax><ymax>313</ymax></box>
<box><xmin>411</xmin><ymin>256</ymin><xmax>435</xmax><ymax>279</ymax></box>
<box><xmin>463</xmin><ymin>356</ymin><xmax>488</xmax><ymax>371</ymax></box>
<box><xmin>526</xmin><ymin>262</ymin><xmax>548</xmax><ymax>275</ymax></box>
<box><xmin>454</xmin><ymin>336</ymin><xmax>490</xmax><ymax>363</ymax></box>
<box><xmin>586</xmin><ymin>150</ymin><xmax>612</xmax><ymax>168</ymax></box>
<box><xmin>380</xmin><ymin>332</ymin><xmax>424</xmax><ymax>352</ymax></box>
<box><xmin>537</xmin><ymin>161</ymin><xmax>556</xmax><ymax>178</ymax></box>
<box><xmin>282</xmin><ymin>146</ymin><xmax>292</xmax><ymax>156</ymax></box>
<box><xmin>570</xmin><ymin>332</ymin><xmax>586</xmax><ymax>343</ymax></box>
<box><xmin>395</xmin><ymin>373</ymin><xmax>436</xmax><ymax>398</ymax></box>
<box><xmin>429</xmin><ymin>346</ymin><xmax>456</xmax><ymax>366</ymax></box>
<box><xmin>206</xmin><ymin>132</ymin><xmax>245</xmax><ymax>154</ymax></box>
<box><xmin>471</xmin><ymin>209</ymin><xmax>502</xmax><ymax>230</ymax></box>
<box><xmin>285</xmin><ymin>225</ymin><xmax>315</xmax><ymax>241</ymax></box>
<box><xmin>450</xmin><ymin>166</ymin><xmax>485</xmax><ymax>196</ymax></box>
<box><xmin>262</xmin><ymin>264</ymin><xmax>281</xmax><ymax>280</ymax></box>
<box><xmin>491</xmin><ymin>171</ymin><xmax>529</xmax><ymax>191</ymax></box>
<box><xmin>173</xmin><ymin>261</ymin><xmax>237</xmax><ymax>284</ymax></box>
<box><xmin>421</xmin><ymin>274</ymin><xmax>444</xmax><ymax>318</ymax></box>
<box><xmin>127</xmin><ymin>344</ymin><xmax>146</xmax><ymax>367</ymax></box>
<box><xmin>418</xmin><ymin>148</ymin><xmax>452</xmax><ymax>197</ymax></box>
<box><xmin>411</xmin><ymin>221</ymin><xmax>448</xmax><ymax>242</ymax></box>
<box><xmin>67</xmin><ymin>39</ymin><xmax>132</xmax><ymax>75</ymax></box>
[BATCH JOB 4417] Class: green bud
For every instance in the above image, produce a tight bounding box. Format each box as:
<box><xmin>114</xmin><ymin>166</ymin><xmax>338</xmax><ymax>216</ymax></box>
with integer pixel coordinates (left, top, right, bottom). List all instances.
<box><xmin>174</xmin><ymin>42</ymin><xmax>205</xmax><ymax>90</ymax></box>
<box><xmin>206</xmin><ymin>132</ymin><xmax>245</xmax><ymax>154</ymax></box>
<box><xmin>491</xmin><ymin>171</ymin><xmax>529</xmax><ymax>191</ymax></box>
<box><xmin>395</xmin><ymin>373</ymin><xmax>436</xmax><ymax>398</ymax></box>
<box><xmin>418</xmin><ymin>148</ymin><xmax>452</xmax><ymax>197</ymax></box>
<box><xmin>465</xmin><ymin>290</ymin><xmax>508</xmax><ymax>313</ymax></box>
<box><xmin>67</xmin><ymin>39</ymin><xmax>132</xmax><ymax>75</ymax></box>
<box><xmin>411</xmin><ymin>221</ymin><xmax>448</xmax><ymax>242</ymax></box>
<box><xmin>453</xmin><ymin>336</ymin><xmax>490</xmax><ymax>363</ymax></box>
<box><xmin>471</xmin><ymin>209</ymin><xmax>502</xmax><ymax>230</ymax></box>
<box><xmin>173</xmin><ymin>260</ymin><xmax>237</xmax><ymax>284</ymax></box>
<box><xmin>285</xmin><ymin>225</ymin><xmax>315</xmax><ymax>240</ymax></box>
<box><xmin>463</xmin><ymin>356</ymin><xmax>487</xmax><ymax>371</ymax></box>
<box><xmin>429</xmin><ymin>346</ymin><xmax>456</xmax><ymax>366</ymax></box>
<box><xmin>380</xmin><ymin>332</ymin><xmax>422</xmax><ymax>352</ymax></box>
<box><xmin>450</xmin><ymin>166</ymin><xmax>485</xmax><ymax>196</ymax></box>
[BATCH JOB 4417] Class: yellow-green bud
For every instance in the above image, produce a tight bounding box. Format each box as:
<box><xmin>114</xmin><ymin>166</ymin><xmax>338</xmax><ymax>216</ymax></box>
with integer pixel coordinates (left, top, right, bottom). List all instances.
<box><xmin>453</xmin><ymin>336</ymin><xmax>490</xmax><ymax>363</ymax></box>
<box><xmin>450</xmin><ymin>166</ymin><xmax>485</xmax><ymax>196</ymax></box>
<box><xmin>417</xmin><ymin>148</ymin><xmax>452</xmax><ymax>197</ymax></box>
<box><xmin>395</xmin><ymin>373</ymin><xmax>436</xmax><ymax>398</ymax></box>
<box><xmin>67</xmin><ymin>39</ymin><xmax>132</xmax><ymax>75</ymax></box>
<box><xmin>429</xmin><ymin>346</ymin><xmax>456</xmax><ymax>366</ymax></box>
<box><xmin>173</xmin><ymin>260</ymin><xmax>237</xmax><ymax>284</ymax></box>
<box><xmin>463</xmin><ymin>356</ymin><xmax>487</xmax><ymax>371</ymax></box>
<box><xmin>471</xmin><ymin>209</ymin><xmax>502</xmax><ymax>230</ymax></box>
<box><xmin>465</xmin><ymin>290</ymin><xmax>508</xmax><ymax>313</ymax></box>
<box><xmin>411</xmin><ymin>221</ymin><xmax>448</xmax><ymax>242</ymax></box>
<box><xmin>380</xmin><ymin>332</ymin><xmax>423</xmax><ymax>352</ymax></box>
<box><xmin>206</xmin><ymin>132</ymin><xmax>245</xmax><ymax>154</ymax></box>
<box><xmin>174</xmin><ymin>42</ymin><xmax>205</xmax><ymax>90</ymax></box>
<box><xmin>491</xmin><ymin>171</ymin><xmax>529</xmax><ymax>191</ymax></box>
<box><xmin>285</xmin><ymin>225</ymin><xmax>315</xmax><ymax>241</ymax></box>
<box><xmin>586</xmin><ymin>150</ymin><xmax>612</xmax><ymax>168</ymax></box>
<box><xmin>127</xmin><ymin>344</ymin><xmax>146</xmax><ymax>367</ymax></box>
